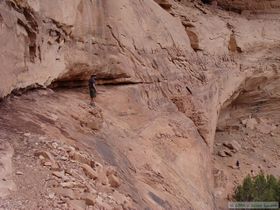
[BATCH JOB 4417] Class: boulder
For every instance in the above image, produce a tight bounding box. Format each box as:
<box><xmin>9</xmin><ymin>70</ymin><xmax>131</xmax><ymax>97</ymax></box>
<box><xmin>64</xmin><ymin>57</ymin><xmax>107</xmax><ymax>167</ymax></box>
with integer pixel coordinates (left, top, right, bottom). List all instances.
<box><xmin>81</xmin><ymin>164</ymin><xmax>98</xmax><ymax>180</ymax></box>
<box><xmin>81</xmin><ymin>193</ymin><xmax>97</xmax><ymax>206</ymax></box>
<box><xmin>34</xmin><ymin>150</ymin><xmax>60</xmax><ymax>170</ymax></box>
<box><xmin>53</xmin><ymin>188</ymin><xmax>77</xmax><ymax>200</ymax></box>
<box><xmin>60</xmin><ymin>181</ymin><xmax>82</xmax><ymax>189</ymax></box>
<box><xmin>224</xmin><ymin>150</ymin><xmax>233</xmax><ymax>157</ymax></box>
<box><xmin>69</xmin><ymin>151</ymin><xmax>93</xmax><ymax>166</ymax></box>
<box><xmin>108</xmin><ymin>174</ymin><xmax>121</xmax><ymax>188</ymax></box>
<box><xmin>97</xmin><ymin>169</ymin><xmax>109</xmax><ymax>186</ymax></box>
<box><xmin>105</xmin><ymin>166</ymin><xmax>118</xmax><ymax>177</ymax></box>
<box><xmin>223</xmin><ymin>140</ymin><xmax>241</xmax><ymax>152</ymax></box>
<box><xmin>217</xmin><ymin>150</ymin><xmax>227</xmax><ymax>157</ymax></box>
<box><xmin>242</xmin><ymin>118</ymin><xmax>258</xmax><ymax>130</ymax></box>
<box><xmin>154</xmin><ymin>0</ymin><xmax>172</xmax><ymax>9</ymax></box>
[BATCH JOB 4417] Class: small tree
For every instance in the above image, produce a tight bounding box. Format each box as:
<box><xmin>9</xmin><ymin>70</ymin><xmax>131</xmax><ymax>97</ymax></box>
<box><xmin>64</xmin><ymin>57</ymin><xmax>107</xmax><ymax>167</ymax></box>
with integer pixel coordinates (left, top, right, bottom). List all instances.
<box><xmin>233</xmin><ymin>173</ymin><xmax>280</xmax><ymax>203</ymax></box>
<box><xmin>234</xmin><ymin>176</ymin><xmax>254</xmax><ymax>201</ymax></box>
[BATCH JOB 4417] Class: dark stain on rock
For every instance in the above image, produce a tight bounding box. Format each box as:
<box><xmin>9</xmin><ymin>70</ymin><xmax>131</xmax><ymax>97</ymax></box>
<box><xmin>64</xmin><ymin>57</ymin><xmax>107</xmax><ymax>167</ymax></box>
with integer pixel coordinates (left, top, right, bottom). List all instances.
<box><xmin>95</xmin><ymin>140</ymin><xmax>117</xmax><ymax>165</ymax></box>
<box><xmin>148</xmin><ymin>191</ymin><xmax>172</xmax><ymax>210</ymax></box>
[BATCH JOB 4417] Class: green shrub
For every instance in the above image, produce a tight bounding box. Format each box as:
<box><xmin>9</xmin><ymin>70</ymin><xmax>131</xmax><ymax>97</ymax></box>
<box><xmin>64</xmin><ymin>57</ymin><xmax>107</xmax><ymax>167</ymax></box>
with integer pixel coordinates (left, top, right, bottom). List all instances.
<box><xmin>233</xmin><ymin>173</ymin><xmax>280</xmax><ymax>202</ymax></box>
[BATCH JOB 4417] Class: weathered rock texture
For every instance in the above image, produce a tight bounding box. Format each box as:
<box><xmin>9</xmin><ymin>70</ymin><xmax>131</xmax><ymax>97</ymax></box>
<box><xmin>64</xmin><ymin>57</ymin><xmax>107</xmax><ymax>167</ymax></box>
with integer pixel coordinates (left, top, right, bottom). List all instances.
<box><xmin>0</xmin><ymin>0</ymin><xmax>280</xmax><ymax>209</ymax></box>
<box><xmin>217</xmin><ymin>0</ymin><xmax>280</xmax><ymax>12</ymax></box>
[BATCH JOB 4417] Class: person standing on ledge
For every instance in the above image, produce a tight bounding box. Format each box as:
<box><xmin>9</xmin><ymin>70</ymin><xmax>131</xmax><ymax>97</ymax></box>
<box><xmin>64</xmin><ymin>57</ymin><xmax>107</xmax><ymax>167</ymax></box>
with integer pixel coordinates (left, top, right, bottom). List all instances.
<box><xmin>88</xmin><ymin>75</ymin><xmax>97</xmax><ymax>106</ymax></box>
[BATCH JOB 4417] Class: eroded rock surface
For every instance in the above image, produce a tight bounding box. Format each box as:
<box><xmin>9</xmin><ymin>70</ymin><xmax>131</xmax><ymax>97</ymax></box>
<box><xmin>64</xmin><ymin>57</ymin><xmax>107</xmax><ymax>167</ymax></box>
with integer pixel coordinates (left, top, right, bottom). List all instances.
<box><xmin>0</xmin><ymin>0</ymin><xmax>280</xmax><ymax>209</ymax></box>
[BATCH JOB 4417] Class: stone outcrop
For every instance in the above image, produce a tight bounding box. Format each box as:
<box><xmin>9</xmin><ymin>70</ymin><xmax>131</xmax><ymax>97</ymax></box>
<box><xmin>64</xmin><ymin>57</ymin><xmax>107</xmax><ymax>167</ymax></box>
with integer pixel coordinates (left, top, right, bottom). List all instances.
<box><xmin>154</xmin><ymin>0</ymin><xmax>172</xmax><ymax>9</ymax></box>
<box><xmin>0</xmin><ymin>0</ymin><xmax>192</xmax><ymax>97</ymax></box>
<box><xmin>0</xmin><ymin>0</ymin><xmax>280</xmax><ymax>210</ymax></box>
<box><xmin>217</xmin><ymin>0</ymin><xmax>280</xmax><ymax>13</ymax></box>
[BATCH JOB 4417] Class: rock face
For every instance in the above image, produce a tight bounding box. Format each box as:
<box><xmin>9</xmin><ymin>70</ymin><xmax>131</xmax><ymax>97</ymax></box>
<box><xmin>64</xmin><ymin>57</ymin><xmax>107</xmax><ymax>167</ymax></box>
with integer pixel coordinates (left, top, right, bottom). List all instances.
<box><xmin>217</xmin><ymin>0</ymin><xmax>280</xmax><ymax>12</ymax></box>
<box><xmin>0</xmin><ymin>0</ymin><xmax>280</xmax><ymax>210</ymax></box>
<box><xmin>0</xmin><ymin>0</ymin><xmax>192</xmax><ymax>97</ymax></box>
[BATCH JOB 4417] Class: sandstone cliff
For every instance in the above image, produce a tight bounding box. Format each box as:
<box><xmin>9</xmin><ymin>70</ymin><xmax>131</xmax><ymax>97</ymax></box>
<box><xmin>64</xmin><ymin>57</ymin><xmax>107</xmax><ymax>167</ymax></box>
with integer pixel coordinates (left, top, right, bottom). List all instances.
<box><xmin>0</xmin><ymin>0</ymin><xmax>279</xmax><ymax>209</ymax></box>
